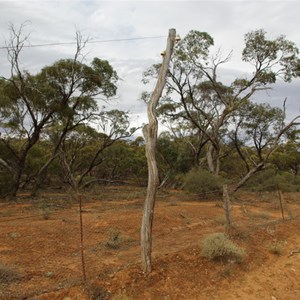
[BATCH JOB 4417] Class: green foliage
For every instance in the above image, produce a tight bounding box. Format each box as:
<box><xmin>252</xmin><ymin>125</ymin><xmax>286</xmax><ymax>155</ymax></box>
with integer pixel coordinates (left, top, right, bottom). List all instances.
<box><xmin>245</xmin><ymin>168</ymin><xmax>300</xmax><ymax>192</ymax></box>
<box><xmin>183</xmin><ymin>168</ymin><xmax>223</xmax><ymax>194</ymax></box>
<box><xmin>270</xmin><ymin>142</ymin><xmax>300</xmax><ymax>176</ymax></box>
<box><xmin>1</xmin><ymin>26</ymin><xmax>300</xmax><ymax>197</ymax></box>
<box><xmin>174</xmin><ymin>30</ymin><xmax>214</xmax><ymax>65</ymax></box>
<box><xmin>221</xmin><ymin>144</ymin><xmax>249</xmax><ymax>180</ymax></box>
<box><xmin>200</xmin><ymin>233</ymin><xmax>246</xmax><ymax>262</ymax></box>
<box><xmin>242</xmin><ymin>29</ymin><xmax>300</xmax><ymax>82</ymax></box>
<box><xmin>215</xmin><ymin>215</ymin><xmax>227</xmax><ymax>225</ymax></box>
<box><xmin>243</xmin><ymin>103</ymin><xmax>284</xmax><ymax>143</ymax></box>
<box><xmin>96</xmin><ymin>140</ymin><xmax>147</xmax><ymax>184</ymax></box>
<box><xmin>0</xmin><ymin>173</ymin><xmax>14</xmax><ymax>197</ymax></box>
<box><xmin>0</xmin><ymin>26</ymin><xmax>119</xmax><ymax>196</ymax></box>
<box><xmin>157</xmin><ymin>132</ymin><xmax>195</xmax><ymax>184</ymax></box>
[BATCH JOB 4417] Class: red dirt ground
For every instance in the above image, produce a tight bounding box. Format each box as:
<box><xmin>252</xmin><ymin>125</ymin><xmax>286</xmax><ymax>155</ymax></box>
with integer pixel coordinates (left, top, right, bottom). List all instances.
<box><xmin>0</xmin><ymin>187</ymin><xmax>299</xmax><ymax>299</ymax></box>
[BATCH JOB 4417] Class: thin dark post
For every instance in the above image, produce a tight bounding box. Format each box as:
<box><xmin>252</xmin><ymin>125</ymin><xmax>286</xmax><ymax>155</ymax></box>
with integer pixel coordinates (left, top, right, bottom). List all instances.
<box><xmin>277</xmin><ymin>187</ymin><xmax>285</xmax><ymax>220</ymax></box>
<box><xmin>79</xmin><ymin>194</ymin><xmax>87</xmax><ymax>281</ymax></box>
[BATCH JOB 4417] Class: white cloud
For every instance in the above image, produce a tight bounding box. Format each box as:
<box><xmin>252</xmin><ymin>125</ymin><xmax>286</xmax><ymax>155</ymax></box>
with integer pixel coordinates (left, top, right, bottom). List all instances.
<box><xmin>0</xmin><ymin>0</ymin><xmax>299</xmax><ymax>124</ymax></box>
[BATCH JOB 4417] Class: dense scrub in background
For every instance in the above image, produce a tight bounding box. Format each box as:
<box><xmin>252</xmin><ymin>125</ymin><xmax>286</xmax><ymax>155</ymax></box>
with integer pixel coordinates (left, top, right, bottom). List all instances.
<box><xmin>183</xmin><ymin>168</ymin><xmax>224</xmax><ymax>194</ymax></box>
<box><xmin>1</xmin><ymin>25</ymin><xmax>300</xmax><ymax>197</ymax></box>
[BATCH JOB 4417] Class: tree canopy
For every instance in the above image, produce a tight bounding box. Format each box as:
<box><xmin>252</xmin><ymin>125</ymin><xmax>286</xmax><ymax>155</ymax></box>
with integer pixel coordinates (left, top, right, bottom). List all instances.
<box><xmin>1</xmin><ymin>26</ymin><xmax>300</xmax><ymax>196</ymax></box>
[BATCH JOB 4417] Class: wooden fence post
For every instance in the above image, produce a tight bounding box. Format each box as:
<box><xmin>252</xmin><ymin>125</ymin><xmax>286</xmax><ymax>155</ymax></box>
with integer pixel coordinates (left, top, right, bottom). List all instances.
<box><xmin>141</xmin><ymin>28</ymin><xmax>176</xmax><ymax>273</ymax></box>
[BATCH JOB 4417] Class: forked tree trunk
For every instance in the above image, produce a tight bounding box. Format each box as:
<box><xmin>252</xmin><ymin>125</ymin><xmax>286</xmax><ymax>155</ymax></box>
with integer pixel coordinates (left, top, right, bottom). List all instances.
<box><xmin>141</xmin><ymin>28</ymin><xmax>176</xmax><ymax>273</ymax></box>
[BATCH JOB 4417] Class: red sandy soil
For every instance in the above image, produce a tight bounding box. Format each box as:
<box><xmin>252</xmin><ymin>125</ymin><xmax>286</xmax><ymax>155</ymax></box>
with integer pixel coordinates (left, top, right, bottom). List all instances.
<box><xmin>0</xmin><ymin>187</ymin><xmax>299</xmax><ymax>299</ymax></box>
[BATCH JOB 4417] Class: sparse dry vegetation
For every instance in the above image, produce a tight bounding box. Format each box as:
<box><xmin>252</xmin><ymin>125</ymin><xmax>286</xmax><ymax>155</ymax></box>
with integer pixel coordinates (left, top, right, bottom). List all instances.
<box><xmin>111</xmin><ymin>293</ymin><xmax>134</xmax><ymax>300</ymax></box>
<box><xmin>200</xmin><ymin>232</ymin><xmax>246</xmax><ymax>262</ymax></box>
<box><xmin>0</xmin><ymin>188</ymin><xmax>299</xmax><ymax>299</ymax></box>
<box><xmin>105</xmin><ymin>228</ymin><xmax>123</xmax><ymax>249</ymax></box>
<box><xmin>268</xmin><ymin>241</ymin><xmax>285</xmax><ymax>255</ymax></box>
<box><xmin>0</xmin><ymin>263</ymin><xmax>22</xmax><ymax>284</ymax></box>
<box><xmin>86</xmin><ymin>282</ymin><xmax>110</xmax><ymax>300</ymax></box>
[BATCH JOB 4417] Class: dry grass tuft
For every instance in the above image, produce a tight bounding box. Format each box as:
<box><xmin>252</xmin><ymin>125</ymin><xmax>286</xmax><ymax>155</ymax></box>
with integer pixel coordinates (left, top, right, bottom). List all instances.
<box><xmin>201</xmin><ymin>232</ymin><xmax>246</xmax><ymax>263</ymax></box>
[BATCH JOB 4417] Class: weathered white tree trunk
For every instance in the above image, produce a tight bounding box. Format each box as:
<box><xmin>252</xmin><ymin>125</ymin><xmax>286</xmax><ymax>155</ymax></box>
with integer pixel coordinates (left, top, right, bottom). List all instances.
<box><xmin>206</xmin><ymin>142</ymin><xmax>215</xmax><ymax>174</ymax></box>
<box><xmin>223</xmin><ymin>184</ymin><xmax>232</xmax><ymax>227</ymax></box>
<box><xmin>206</xmin><ymin>142</ymin><xmax>220</xmax><ymax>176</ymax></box>
<box><xmin>141</xmin><ymin>28</ymin><xmax>176</xmax><ymax>273</ymax></box>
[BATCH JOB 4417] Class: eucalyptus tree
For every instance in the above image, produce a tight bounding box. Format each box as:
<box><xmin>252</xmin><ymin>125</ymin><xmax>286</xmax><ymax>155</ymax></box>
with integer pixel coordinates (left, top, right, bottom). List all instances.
<box><xmin>231</xmin><ymin>102</ymin><xmax>300</xmax><ymax>191</ymax></box>
<box><xmin>0</xmin><ymin>24</ymin><xmax>118</xmax><ymax>196</ymax></box>
<box><xmin>143</xmin><ymin>29</ymin><xmax>300</xmax><ymax>175</ymax></box>
<box><xmin>58</xmin><ymin>109</ymin><xmax>137</xmax><ymax>190</ymax></box>
<box><xmin>270</xmin><ymin>131</ymin><xmax>300</xmax><ymax>177</ymax></box>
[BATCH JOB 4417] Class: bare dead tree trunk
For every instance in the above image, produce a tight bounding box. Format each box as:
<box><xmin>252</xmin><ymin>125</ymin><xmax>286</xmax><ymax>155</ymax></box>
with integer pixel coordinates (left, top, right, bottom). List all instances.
<box><xmin>232</xmin><ymin>162</ymin><xmax>265</xmax><ymax>192</ymax></box>
<box><xmin>141</xmin><ymin>28</ymin><xmax>176</xmax><ymax>273</ymax></box>
<box><xmin>206</xmin><ymin>142</ymin><xmax>215</xmax><ymax>174</ymax></box>
<box><xmin>223</xmin><ymin>184</ymin><xmax>232</xmax><ymax>227</ymax></box>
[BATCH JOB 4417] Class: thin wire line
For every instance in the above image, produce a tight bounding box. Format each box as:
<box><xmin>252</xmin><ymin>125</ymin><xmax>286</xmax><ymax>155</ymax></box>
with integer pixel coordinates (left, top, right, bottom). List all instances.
<box><xmin>0</xmin><ymin>35</ymin><xmax>166</xmax><ymax>50</ymax></box>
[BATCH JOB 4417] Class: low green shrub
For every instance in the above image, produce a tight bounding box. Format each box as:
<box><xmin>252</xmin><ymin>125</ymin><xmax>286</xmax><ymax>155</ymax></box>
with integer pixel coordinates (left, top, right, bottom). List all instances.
<box><xmin>245</xmin><ymin>168</ymin><xmax>300</xmax><ymax>192</ymax></box>
<box><xmin>200</xmin><ymin>232</ymin><xmax>246</xmax><ymax>262</ymax></box>
<box><xmin>249</xmin><ymin>211</ymin><xmax>270</xmax><ymax>220</ymax></box>
<box><xmin>0</xmin><ymin>173</ymin><xmax>14</xmax><ymax>197</ymax></box>
<box><xmin>0</xmin><ymin>263</ymin><xmax>22</xmax><ymax>284</ymax></box>
<box><xmin>183</xmin><ymin>168</ymin><xmax>223</xmax><ymax>195</ymax></box>
<box><xmin>105</xmin><ymin>228</ymin><xmax>122</xmax><ymax>249</ymax></box>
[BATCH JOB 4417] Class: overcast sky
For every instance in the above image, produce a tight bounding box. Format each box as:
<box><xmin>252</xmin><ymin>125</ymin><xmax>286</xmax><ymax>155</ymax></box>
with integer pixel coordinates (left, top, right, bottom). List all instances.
<box><xmin>1</xmin><ymin>0</ymin><xmax>300</xmax><ymax>130</ymax></box>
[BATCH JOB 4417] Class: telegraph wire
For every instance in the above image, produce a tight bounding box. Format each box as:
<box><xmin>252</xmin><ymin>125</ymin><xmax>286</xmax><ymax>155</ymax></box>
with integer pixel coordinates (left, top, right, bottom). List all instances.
<box><xmin>0</xmin><ymin>35</ymin><xmax>166</xmax><ymax>50</ymax></box>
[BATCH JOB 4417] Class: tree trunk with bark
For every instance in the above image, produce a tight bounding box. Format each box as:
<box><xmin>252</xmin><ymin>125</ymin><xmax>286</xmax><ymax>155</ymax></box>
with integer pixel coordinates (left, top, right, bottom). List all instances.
<box><xmin>223</xmin><ymin>184</ymin><xmax>232</xmax><ymax>227</ymax></box>
<box><xmin>141</xmin><ymin>28</ymin><xmax>176</xmax><ymax>273</ymax></box>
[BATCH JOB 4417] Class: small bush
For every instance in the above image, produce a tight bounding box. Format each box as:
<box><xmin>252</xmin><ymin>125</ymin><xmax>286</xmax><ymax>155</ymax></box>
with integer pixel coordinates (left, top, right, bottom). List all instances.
<box><xmin>215</xmin><ymin>215</ymin><xmax>227</xmax><ymax>225</ymax></box>
<box><xmin>183</xmin><ymin>168</ymin><xmax>223</xmax><ymax>195</ymax></box>
<box><xmin>268</xmin><ymin>241</ymin><xmax>285</xmax><ymax>255</ymax></box>
<box><xmin>0</xmin><ymin>263</ymin><xmax>22</xmax><ymax>284</ymax></box>
<box><xmin>42</xmin><ymin>207</ymin><xmax>51</xmax><ymax>220</ymax></box>
<box><xmin>200</xmin><ymin>233</ymin><xmax>246</xmax><ymax>262</ymax></box>
<box><xmin>105</xmin><ymin>228</ymin><xmax>122</xmax><ymax>249</ymax></box>
<box><xmin>87</xmin><ymin>282</ymin><xmax>110</xmax><ymax>300</ymax></box>
<box><xmin>249</xmin><ymin>211</ymin><xmax>270</xmax><ymax>220</ymax></box>
<box><xmin>112</xmin><ymin>293</ymin><xmax>133</xmax><ymax>300</ymax></box>
<box><xmin>220</xmin><ymin>265</ymin><xmax>233</xmax><ymax>278</ymax></box>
